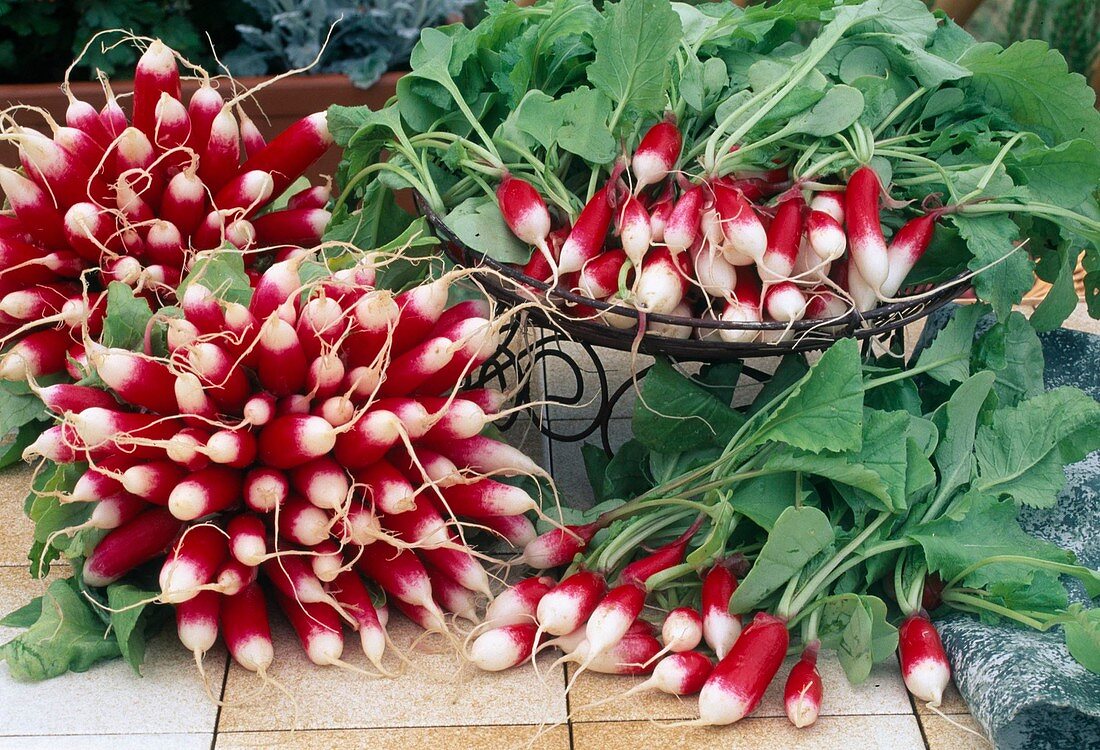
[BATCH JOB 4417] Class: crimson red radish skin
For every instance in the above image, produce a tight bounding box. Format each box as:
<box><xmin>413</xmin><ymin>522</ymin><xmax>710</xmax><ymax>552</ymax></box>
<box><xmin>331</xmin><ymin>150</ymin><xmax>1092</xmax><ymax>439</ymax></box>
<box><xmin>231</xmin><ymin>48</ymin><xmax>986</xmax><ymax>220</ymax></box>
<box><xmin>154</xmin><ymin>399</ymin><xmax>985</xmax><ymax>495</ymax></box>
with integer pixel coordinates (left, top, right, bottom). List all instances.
<box><xmin>899</xmin><ymin>614</ymin><xmax>950</xmax><ymax>706</ymax></box>
<box><xmin>702</xmin><ymin>564</ymin><xmax>742</xmax><ymax>659</ymax></box>
<box><xmin>522</xmin><ymin>523</ymin><xmax>600</xmax><ymax>568</ymax></box>
<box><xmin>498</xmin><ymin>174</ymin><xmax>555</xmax><ymax>271</ymax></box>
<box><xmin>698</xmin><ymin>612</ymin><xmax>789</xmax><ymax>725</ymax></box>
<box><xmin>471</xmin><ymin>623</ymin><xmax>540</xmax><ymax>671</ymax></box>
<box><xmin>846</xmin><ymin>166</ymin><xmax>890</xmax><ymax>291</ymax></box>
<box><xmin>882</xmin><ymin>213</ymin><xmax>937</xmax><ymax>298</ymax></box>
<box><xmin>785</xmin><ymin>642</ymin><xmax>823</xmax><ymax>728</ymax></box>
<box><xmin>632</xmin><ymin>117</ymin><xmax>682</xmax><ymax>191</ymax></box>
<box><xmin>559</xmin><ymin>185</ymin><xmax>614</xmax><ymax>273</ymax></box>
<box><xmin>536</xmin><ymin>570</ymin><xmax>608</xmax><ymax>636</ymax></box>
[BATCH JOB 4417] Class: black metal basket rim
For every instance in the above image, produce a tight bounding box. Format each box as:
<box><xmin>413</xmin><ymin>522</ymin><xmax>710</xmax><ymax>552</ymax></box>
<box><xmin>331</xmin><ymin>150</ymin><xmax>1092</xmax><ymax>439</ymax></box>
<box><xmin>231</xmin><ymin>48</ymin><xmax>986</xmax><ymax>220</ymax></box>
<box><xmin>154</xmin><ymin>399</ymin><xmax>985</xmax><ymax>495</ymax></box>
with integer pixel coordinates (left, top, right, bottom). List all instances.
<box><xmin>415</xmin><ymin>193</ymin><xmax>971</xmax><ymax>333</ymax></box>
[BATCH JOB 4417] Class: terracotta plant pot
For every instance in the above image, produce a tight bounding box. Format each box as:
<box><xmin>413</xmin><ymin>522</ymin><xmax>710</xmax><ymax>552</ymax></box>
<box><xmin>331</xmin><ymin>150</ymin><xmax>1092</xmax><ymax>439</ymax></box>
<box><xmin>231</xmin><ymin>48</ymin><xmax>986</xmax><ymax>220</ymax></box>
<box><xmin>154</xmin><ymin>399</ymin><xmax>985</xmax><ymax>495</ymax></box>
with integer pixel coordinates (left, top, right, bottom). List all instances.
<box><xmin>0</xmin><ymin>71</ymin><xmax>402</xmax><ymax>182</ymax></box>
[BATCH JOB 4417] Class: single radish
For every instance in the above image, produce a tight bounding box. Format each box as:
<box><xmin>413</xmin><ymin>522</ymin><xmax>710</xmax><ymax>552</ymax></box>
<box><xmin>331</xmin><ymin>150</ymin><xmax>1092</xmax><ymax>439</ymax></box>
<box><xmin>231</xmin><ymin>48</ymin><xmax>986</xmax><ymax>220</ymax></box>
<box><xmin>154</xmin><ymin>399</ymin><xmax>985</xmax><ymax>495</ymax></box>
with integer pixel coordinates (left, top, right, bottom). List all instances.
<box><xmin>38</xmin><ymin>384</ymin><xmax>118</xmax><ymax>414</ymax></box>
<box><xmin>785</xmin><ymin>642</ymin><xmax>823</xmax><ymax>728</ymax></box>
<box><xmin>309</xmin><ymin>539</ymin><xmax>345</xmax><ymax>583</ymax></box>
<box><xmin>427</xmin><ymin>564</ymin><xmax>479</xmax><ymax>621</ymax></box>
<box><xmin>438</xmin><ymin>479</ymin><xmax>537</xmax><ymax>517</ymax></box>
<box><xmin>806</xmin><ymin>287</ymin><xmax>850</xmax><ymax>320</ymax></box>
<box><xmin>419</xmin><ymin>541</ymin><xmax>492</xmax><ymax>598</ymax></box>
<box><xmin>353</xmin><ymin>460</ymin><xmax>416</xmax><ymax>514</ymax></box>
<box><xmin>521</xmin><ymin>523</ymin><xmax>600</xmax><ymax>568</ymax></box>
<box><xmin>698</xmin><ymin>612</ymin><xmax>789</xmax><ymax>725</ymax></box>
<box><xmin>535</xmin><ymin>570</ymin><xmax>607</xmax><ymax>636</ymax></box>
<box><xmin>121</xmin><ymin>460</ymin><xmax>187</xmax><ymax>505</ymax></box>
<box><xmin>258</xmin><ymin>414</ymin><xmax>337</xmax><ymax>469</ymax></box>
<box><xmin>702</xmin><ymin>564</ymin><xmax>742</xmax><ymax>659</ymax></box>
<box><xmin>577</xmin><ymin>583</ymin><xmax>647</xmax><ymax>663</ymax></box>
<box><xmin>227</xmin><ymin>514</ymin><xmax>267</xmax><ymax>566</ymax></box>
<box><xmin>559</xmin><ymin>185</ymin><xmax>614</xmax><ymax>274</ymax></box>
<box><xmin>168</xmin><ymin>467</ymin><xmax>242</xmax><ymax>521</ymax></box>
<box><xmin>632</xmin><ymin>116</ymin><xmax>682</xmax><ymax>191</ymax></box>
<box><xmin>616</xmin><ymin>194</ymin><xmax>652</xmax><ymax>266</ymax></box>
<box><xmin>176</xmin><ymin>589</ymin><xmax>220</xmax><ymax>662</ymax></box>
<box><xmin>480</xmin><ymin>512</ymin><xmax>538</xmax><ymax>547</ymax></box>
<box><xmin>807</xmin><ymin>209</ymin><xmax>847</xmax><ymax>262</ymax></box>
<box><xmin>243</xmin><ymin>467</ymin><xmax>289</xmax><ymax>513</ymax></box>
<box><xmin>498</xmin><ymin>174</ymin><xmax>554</xmax><ymax>271</ymax></box>
<box><xmin>635</xmin><ymin>247</ymin><xmax>690</xmax><ymax>315</ymax></box>
<box><xmin>881</xmin><ymin>213</ymin><xmax>937</xmax><ymax>298</ymax></box>
<box><xmin>846</xmin><ymin>166</ymin><xmax>890</xmax><ymax>291</ymax></box>
<box><xmin>713</xmin><ymin>182</ymin><xmax>766</xmax><ymax>264</ymax></box>
<box><xmin>759</xmin><ymin>196</ymin><xmax>805</xmax><ymax>282</ymax></box>
<box><xmin>328</xmin><ymin>570</ymin><xmax>388</xmax><ymax>670</ymax></box>
<box><xmin>84</xmin><ymin>508</ymin><xmax>184</xmax><ymax>587</ymax></box>
<box><xmin>423</xmin><ymin>434</ymin><xmax>542</xmax><ymax>477</ymax></box>
<box><xmin>159</xmin><ymin>525</ymin><xmax>229</xmax><ymax>603</ymax></box>
<box><xmin>470</xmin><ymin>623</ymin><xmax>540</xmax><ymax>671</ymax></box>
<box><xmin>717</xmin><ymin>270</ymin><xmax>763</xmax><ymax>344</ymax></box>
<box><xmin>356</xmin><ymin>547</ymin><xmax>446</xmax><ymax>627</ymax></box>
<box><xmin>649</xmin><ymin>184</ymin><xmax>675</xmax><ymax>242</ymax></box>
<box><xmin>222</xmin><ymin>582</ymin><xmax>274</xmax><ymax>673</ymax></box>
<box><xmin>576</xmin><ymin>249</ymin><xmax>630</xmax><ymax>300</ymax></box>
<box><xmin>691</xmin><ymin>242</ymin><xmax>738</xmax><ymax>298</ymax></box>
<box><xmin>277</xmin><ymin>496</ymin><xmax>330</xmax><ymax>547</ymax></box>
<box><xmin>275</xmin><ymin>591</ymin><xmax>346</xmax><ymax>666</ymax></box>
<box><xmin>810</xmin><ymin>190</ymin><xmax>845</xmax><ymax>223</ymax></box>
<box><xmin>290</xmin><ymin>457</ymin><xmax>350</xmax><ymax>511</ymax></box>
<box><xmin>568</xmin><ymin>632</ymin><xmax>661</xmax><ymax>675</ymax></box>
<box><xmin>664</xmin><ymin>185</ymin><xmax>706</xmax><ymax>254</ymax></box>
<box><xmin>92</xmin><ymin>348</ymin><xmax>179</xmax><ymax>414</ymax></box>
<box><xmin>132</xmin><ymin>40</ymin><xmax>180</xmax><ymax>138</ymax></box>
<box><xmin>484</xmin><ymin>576</ymin><xmax>556</xmax><ymax>627</ymax></box>
<box><xmin>662</xmin><ymin>607</ymin><xmax>704</xmax><ymax>653</ymax></box>
<box><xmin>898</xmin><ymin>613</ymin><xmax>950</xmax><ymax>706</ymax></box>
<box><xmin>619</xmin><ymin>517</ymin><xmax>703</xmax><ymax>587</ymax></box>
<box><xmin>205</xmin><ymin>429</ymin><xmax>258</xmax><ymax>468</ymax></box>
<box><xmin>333</xmin><ymin>409</ymin><xmax>404</xmax><ymax>468</ymax></box>
<box><xmin>88</xmin><ymin>494</ymin><xmax>147</xmax><ymax>529</ymax></box>
<box><xmin>234</xmin><ymin>112</ymin><xmax>332</xmax><ymax>197</ymax></box>
<box><xmin>647</xmin><ymin>302</ymin><xmax>693</xmax><ymax>339</ymax></box>
<box><xmin>764</xmin><ymin>281</ymin><xmax>808</xmax><ymax>323</ymax></box>
<box><xmin>585</xmin><ymin>651</ymin><xmax>713</xmax><ymax>707</ymax></box>
<box><xmin>0</xmin><ymin>328</ymin><xmax>70</xmax><ymax>380</ymax></box>
<box><xmin>215</xmin><ymin>558</ymin><xmax>257</xmax><ymax>596</ymax></box>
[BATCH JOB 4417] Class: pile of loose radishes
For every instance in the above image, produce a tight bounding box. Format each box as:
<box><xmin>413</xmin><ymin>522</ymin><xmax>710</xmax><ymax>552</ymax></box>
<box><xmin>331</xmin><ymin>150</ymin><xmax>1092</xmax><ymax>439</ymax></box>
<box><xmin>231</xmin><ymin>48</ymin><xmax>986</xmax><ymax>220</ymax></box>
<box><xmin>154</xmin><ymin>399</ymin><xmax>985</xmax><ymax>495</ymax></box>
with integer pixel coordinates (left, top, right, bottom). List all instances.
<box><xmin>499</xmin><ymin>116</ymin><xmax>940</xmax><ymax>342</ymax></box>
<box><xmin>471</xmin><ymin>536</ymin><xmax>950</xmax><ymax>730</ymax></box>
<box><xmin>0</xmin><ymin>39</ymin><xmax>332</xmax><ymax>384</ymax></box>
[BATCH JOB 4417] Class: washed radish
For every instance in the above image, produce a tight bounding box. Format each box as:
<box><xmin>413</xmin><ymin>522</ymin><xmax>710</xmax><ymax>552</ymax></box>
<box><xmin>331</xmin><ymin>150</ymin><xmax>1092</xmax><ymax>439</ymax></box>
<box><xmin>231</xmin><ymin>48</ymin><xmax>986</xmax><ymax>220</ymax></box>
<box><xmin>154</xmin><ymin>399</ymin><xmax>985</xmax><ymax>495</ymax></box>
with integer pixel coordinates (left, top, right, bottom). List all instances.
<box><xmin>616</xmin><ymin>195</ymin><xmax>652</xmax><ymax>266</ymax></box>
<box><xmin>785</xmin><ymin>642</ymin><xmax>823</xmax><ymax>728</ymax></box>
<box><xmin>698</xmin><ymin>612</ymin><xmax>789</xmax><ymax>725</ymax></box>
<box><xmin>702</xmin><ymin>564</ymin><xmax>742</xmax><ymax>659</ymax></box>
<box><xmin>521</xmin><ymin>523</ymin><xmax>600</xmax><ymax>568</ymax></box>
<box><xmin>635</xmin><ymin>247</ymin><xmax>689</xmax><ymax>314</ymax></box>
<box><xmin>664</xmin><ymin>185</ymin><xmax>705</xmax><ymax>254</ymax></box>
<box><xmin>632</xmin><ymin>117</ymin><xmax>682</xmax><ymax>191</ymax></box>
<box><xmin>713</xmin><ymin>182</ymin><xmax>766</xmax><ymax>265</ymax></box>
<box><xmin>759</xmin><ymin>196</ymin><xmax>805</xmax><ymax>282</ymax></box>
<box><xmin>662</xmin><ymin>607</ymin><xmax>703</xmax><ymax>653</ymax></box>
<box><xmin>498</xmin><ymin>175</ymin><xmax>554</xmax><ymax>271</ymax></box>
<box><xmin>764</xmin><ymin>281</ymin><xmax>807</xmax><ymax>323</ymax></box>
<box><xmin>846</xmin><ymin>166</ymin><xmax>890</xmax><ymax>292</ymax></box>
<box><xmin>882</xmin><ymin>213</ymin><xmax>937</xmax><ymax>298</ymax></box>
<box><xmin>898</xmin><ymin>614</ymin><xmax>950</xmax><ymax>706</ymax></box>
<box><xmin>619</xmin><ymin>517</ymin><xmax>703</xmax><ymax>587</ymax></box>
<box><xmin>84</xmin><ymin>508</ymin><xmax>184</xmax><ymax>587</ymax></box>
<box><xmin>470</xmin><ymin>623</ymin><xmax>539</xmax><ymax>671</ymax></box>
<box><xmin>222</xmin><ymin>583</ymin><xmax>274</xmax><ymax>672</ymax></box>
<box><xmin>559</xmin><ymin>185</ymin><xmax>614</xmax><ymax>274</ymax></box>
<box><xmin>536</xmin><ymin>570</ymin><xmax>608</xmax><ymax>636</ymax></box>
<box><xmin>159</xmin><ymin>524</ymin><xmax>229</xmax><ymax>603</ymax></box>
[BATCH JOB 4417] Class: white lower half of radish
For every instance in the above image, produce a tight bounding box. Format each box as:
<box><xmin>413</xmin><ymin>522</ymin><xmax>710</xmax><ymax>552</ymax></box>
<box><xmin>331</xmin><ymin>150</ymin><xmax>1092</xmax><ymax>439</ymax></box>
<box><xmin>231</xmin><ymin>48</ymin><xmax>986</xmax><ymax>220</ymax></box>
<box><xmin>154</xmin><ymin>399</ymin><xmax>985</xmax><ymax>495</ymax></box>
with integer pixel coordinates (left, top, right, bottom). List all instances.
<box><xmin>764</xmin><ymin>283</ymin><xmax>807</xmax><ymax>323</ymax></box>
<box><xmin>786</xmin><ymin>690</ymin><xmax>821</xmax><ymax>728</ymax></box>
<box><xmin>470</xmin><ymin>624</ymin><xmax>536</xmax><ymax>671</ymax></box>
<box><xmin>703</xmin><ymin>611</ymin><xmax>742</xmax><ymax>660</ymax></box>
<box><xmin>178</xmin><ymin>620</ymin><xmax>218</xmax><ymax>654</ymax></box>
<box><xmin>233</xmin><ymin>635</ymin><xmax>274</xmax><ymax>672</ymax></box>
<box><xmin>903</xmin><ymin>658</ymin><xmax>950</xmax><ymax>706</ymax></box>
<box><xmin>847</xmin><ymin>264</ymin><xmax>879</xmax><ymax>312</ymax></box>
<box><xmin>699</xmin><ymin>677</ymin><xmax>755</xmax><ymax>725</ymax></box>
<box><xmin>692</xmin><ymin>245</ymin><xmax>737</xmax><ymax>297</ymax></box>
<box><xmin>648</xmin><ymin>302</ymin><xmax>693</xmax><ymax>339</ymax></box>
<box><xmin>359</xmin><ymin>625</ymin><xmax>386</xmax><ymax>666</ymax></box>
<box><xmin>159</xmin><ymin>559</ymin><xmax>208</xmax><ymax>603</ymax></box>
<box><xmin>717</xmin><ymin>302</ymin><xmax>761</xmax><ymax>344</ymax></box>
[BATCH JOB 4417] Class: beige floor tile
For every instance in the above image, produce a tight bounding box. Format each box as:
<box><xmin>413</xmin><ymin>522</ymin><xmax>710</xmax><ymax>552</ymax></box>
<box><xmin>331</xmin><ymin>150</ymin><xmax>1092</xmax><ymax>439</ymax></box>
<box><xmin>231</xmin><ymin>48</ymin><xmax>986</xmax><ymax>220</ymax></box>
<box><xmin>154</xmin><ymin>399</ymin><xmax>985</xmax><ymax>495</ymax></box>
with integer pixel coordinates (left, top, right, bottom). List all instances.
<box><xmin>0</xmin><ymin>464</ymin><xmax>35</xmax><ymax>567</ymax></box>
<box><xmin>1</xmin><ymin>591</ymin><xmax>225</xmax><ymax>738</ymax></box>
<box><xmin>569</xmin><ymin>652</ymin><xmax>912</xmax><ymax>723</ymax></box>
<box><xmin>216</xmin><ymin>724</ymin><xmax>570</xmax><ymax>750</ymax></box>
<box><xmin>0</xmin><ymin>733</ymin><xmax>212</xmax><ymax>749</ymax></box>
<box><xmin>571</xmin><ymin>714</ymin><xmax>926</xmax><ymax>750</ymax></box>
<box><xmin>218</xmin><ymin>615</ymin><xmax>567</xmax><ymax>732</ymax></box>
<box><xmin>919</xmin><ymin>710</ymin><xmax>992</xmax><ymax>749</ymax></box>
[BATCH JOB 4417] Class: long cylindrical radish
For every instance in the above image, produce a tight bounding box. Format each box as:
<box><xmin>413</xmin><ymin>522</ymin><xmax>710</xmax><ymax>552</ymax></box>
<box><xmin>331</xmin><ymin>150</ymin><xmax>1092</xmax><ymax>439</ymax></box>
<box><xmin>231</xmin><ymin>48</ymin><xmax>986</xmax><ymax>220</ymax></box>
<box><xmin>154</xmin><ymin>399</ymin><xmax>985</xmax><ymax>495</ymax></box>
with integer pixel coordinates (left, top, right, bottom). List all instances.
<box><xmin>423</xmin><ymin>434</ymin><xmax>542</xmax><ymax>477</ymax></box>
<box><xmin>426</xmin><ymin>563</ymin><xmax>478</xmax><ymax>621</ymax></box>
<box><xmin>581</xmin><ymin>583</ymin><xmax>647</xmax><ymax>659</ymax></box>
<box><xmin>65</xmin><ymin>96</ymin><xmax>112</xmax><ymax>146</ymax></box>
<box><xmin>664</xmin><ymin>185</ymin><xmax>705</xmax><ymax>254</ymax></box>
<box><xmin>559</xmin><ymin>185</ymin><xmax>613</xmax><ymax>274</ymax></box>
<box><xmin>0</xmin><ymin>328</ymin><xmax>70</xmax><ymax>381</ymax></box>
<box><xmin>38</xmin><ymin>383</ymin><xmax>118</xmax><ymax>414</ymax></box>
<box><xmin>663</xmin><ymin>607</ymin><xmax>704</xmax><ymax>653</ymax></box>
<box><xmin>168</xmin><ymin>466</ymin><xmax>243</xmax><ymax>521</ymax></box>
<box><xmin>616</xmin><ymin>195</ymin><xmax>651</xmax><ymax>266</ymax></box>
<box><xmin>535</xmin><ymin>570</ymin><xmax>607</xmax><ymax>636</ymax></box>
<box><xmin>333</xmin><ymin>410</ymin><xmax>403</xmax><ymax>469</ymax></box>
<box><xmin>785</xmin><ymin>642</ymin><xmax>823</xmax><ymax>728</ymax></box>
<box><xmin>521</xmin><ymin>523</ymin><xmax>600</xmax><ymax>569</ymax></box>
<box><xmin>121</xmin><ymin>460</ymin><xmax>187</xmax><ymax>505</ymax></box>
<box><xmin>846</xmin><ymin>166</ymin><xmax>890</xmax><ymax>291</ymax></box>
<box><xmin>619</xmin><ymin>518</ymin><xmax>702</xmax><ymax>587</ymax></box>
<box><xmin>84</xmin><ymin>508</ymin><xmax>184</xmax><ymax>587</ymax></box>
<box><xmin>471</xmin><ymin>623</ymin><xmax>539</xmax><ymax>672</ymax></box>
<box><xmin>702</xmin><ymin>564</ymin><xmax>742</xmax><ymax>659</ymax></box>
<box><xmin>691</xmin><ymin>241</ymin><xmax>738</xmax><ymax>297</ymax></box>
<box><xmin>600</xmin><ymin>651</ymin><xmax>713</xmax><ymax>700</ymax></box>
<box><xmin>899</xmin><ymin>614</ymin><xmax>950</xmax><ymax>706</ymax></box>
<box><xmin>222</xmin><ymin>582</ymin><xmax>274</xmax><ymax>672</ymax></box>
<box><xmin>92</xmin><ymin>348</ymin><xmax>178</xmax><ymax>414</ymax></box>
<box><xmin>569</xmin><ymin>633</ymin><xmax>661</xmax><ymax>675</ymax></box>
<box><xmin>807</xmin><ymin>209</ymin><xmax>846</xmax><ymax>262</ymax></box>
<box><xmin>353</xmin><ymin>460</ymin><xmax>416</xmax><ymax>515</ymax></box>
<box><xmin>810</xmin><ymin>191</ymin><xmax>844</xmax><ymax>223</ymax></box>
<box><xmin>276</xmin><ymin>591</ymin><xmax>345</xmax><ymax>666</ymax></box>
<box><xmin>759</xmin><ymin>196</ymin><xmax>804</xmax><ymax>281</ymax></box>
<box><xmin>356</xmin><ymin>547</ymin><xmax>443</xmax><ymax>623</ymax></box>
<box><xmin>437</xmin><ymin>479</ymin><xmax>537</xmax><ymax>518</ymax></box>
<box><xmin>199</xmin><ymin>107</ymin><xmax>241</xmax><ymax>192</ymax></box>
<box><xmin>882</xmin><ymin>214</ymin><xmax>936</xmax><ymax>298</ymax></box>
<box><xmin>698</xmin><ymin>612</ymin><xmax>789</xmax><ymax>725</ymax></box>
<box><xmin>253</xmin><ymin>207</ymin><xmax>330</xmax><ymax>246</ymax></box>
<box><xmin>234</xmin><ymin>112</ymin><xmax>332</xmax><ymax>196</ymax></box>
<box><xmin>806</xmin><ymin>287</ymin><xmax>850</xmax><ymax>320</ymax></box>
<box><xmin>227</xmin><ymin>514</ymin><xmax>267</xmax><ymax>566</ymax></box>
<box><xmin>159</xmin><ymin>525</ymin><xmax>229</xmax><ymax>603</ymax></box>
<box><xmin>419</xmin><ymin>541</ymin><xmax>491</xmax><ymax>598</ymax></box>
<box><xmin>480</xmin><ymin>512</ymin><xmax>538</xmax><ymax>548</ymax></box>
<box><xmin>88</xmin><ymin>494</ymin><xmax>147</xmax><ymax>529</ymax></box>
<box><xmin>716</xmin><ymin>270</ymin><xmax>763</xmax><ymax>344</ymax></box>
<box><xmin>177</xmin><ymin>589</ymin><xmax>220</xmax><ymax>659</ymax></box>
<box><xmin>0</xmin><ymin>166</ymin><xmax>68</xmax><ymax>248</ymax></box>
<box><xmin>132</xmin><ymin>41</ymin><xmax>180</xmax><ymax>138</ymax></box>
<box><xmin>328</xmin><ymin>570</ymin><xmax>387</xmax><ymax>668</ymax></box>
<box><xmin>632</xmin><ymin>117</ymin><xmax>681</xmax><ymax>190</ymax></box>
<box><xmin>290</xmin><ymin>457</ymin><xmax>350</xmax><ymax>511</ymax></box>
<box><xmin>258</xmin><ymin>415</ymin><xmax>337</xmax><ymax>469</ymax></box>
<box><xmin>484</xmin><ymin>576</ymin><xmax>555</xmax><ymax>627</ymax></box>
<box><xmin>497</xmin><ymin>174</ymin><xmax>554</xmax><ymax>270</ymax></box>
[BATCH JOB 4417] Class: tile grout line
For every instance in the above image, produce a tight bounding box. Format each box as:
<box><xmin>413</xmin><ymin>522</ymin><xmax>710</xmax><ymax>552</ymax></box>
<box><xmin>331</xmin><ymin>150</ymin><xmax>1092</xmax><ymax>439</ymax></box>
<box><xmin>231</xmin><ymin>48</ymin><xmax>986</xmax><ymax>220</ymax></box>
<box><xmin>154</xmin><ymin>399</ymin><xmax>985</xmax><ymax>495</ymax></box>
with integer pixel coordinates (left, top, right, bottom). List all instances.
<box><xmin>563</xmin><ymin>664</ymin><xmax>576</xmax><ymax>750</ymax></box>
<box><xmin>901</xmin><ymin>651</ymin><xmax>933</xmax><ymax>750</ymax></box>
<box><xmin>208</xmin><ymin>651</ymin><xmax>231</xmax><ymax>750</ymax></box>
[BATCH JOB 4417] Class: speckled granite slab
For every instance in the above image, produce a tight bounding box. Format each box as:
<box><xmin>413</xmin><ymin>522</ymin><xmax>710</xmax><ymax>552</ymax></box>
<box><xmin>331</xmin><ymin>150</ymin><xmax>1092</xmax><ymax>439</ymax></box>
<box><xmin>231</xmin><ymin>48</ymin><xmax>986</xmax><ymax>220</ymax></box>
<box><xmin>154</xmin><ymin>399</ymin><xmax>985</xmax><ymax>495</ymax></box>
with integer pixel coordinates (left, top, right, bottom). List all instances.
<box><xmin>920</xmin><ymin>313</ymin><xmax>1100</xmax><ymax>750</ymax></box>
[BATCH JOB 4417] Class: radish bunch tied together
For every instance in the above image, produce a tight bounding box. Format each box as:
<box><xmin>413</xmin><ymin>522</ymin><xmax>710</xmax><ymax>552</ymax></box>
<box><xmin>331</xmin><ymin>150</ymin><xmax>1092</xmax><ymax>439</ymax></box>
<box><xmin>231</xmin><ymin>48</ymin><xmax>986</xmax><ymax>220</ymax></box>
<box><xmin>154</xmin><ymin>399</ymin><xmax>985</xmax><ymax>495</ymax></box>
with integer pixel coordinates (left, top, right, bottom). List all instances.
<box><xmin>21</xmin><ymin>251</ymin><xmax>547</xmax><ymax>675</ymax></box>
<box><xmin>0</xmin><ymin>39</ymin><xmax>334</xmax><ymax>385</ymax></box>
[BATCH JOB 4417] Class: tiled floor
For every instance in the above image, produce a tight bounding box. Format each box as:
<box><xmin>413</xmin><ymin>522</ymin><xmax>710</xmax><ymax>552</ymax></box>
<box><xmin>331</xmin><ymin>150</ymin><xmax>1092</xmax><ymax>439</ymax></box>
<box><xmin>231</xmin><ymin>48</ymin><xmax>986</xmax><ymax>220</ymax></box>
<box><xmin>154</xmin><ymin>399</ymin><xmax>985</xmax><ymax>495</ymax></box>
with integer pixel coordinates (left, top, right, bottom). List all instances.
<box><xmin>10</xmin><ymin>302</ymin><xmax>1090</xmax><ymax>748</ymax></box>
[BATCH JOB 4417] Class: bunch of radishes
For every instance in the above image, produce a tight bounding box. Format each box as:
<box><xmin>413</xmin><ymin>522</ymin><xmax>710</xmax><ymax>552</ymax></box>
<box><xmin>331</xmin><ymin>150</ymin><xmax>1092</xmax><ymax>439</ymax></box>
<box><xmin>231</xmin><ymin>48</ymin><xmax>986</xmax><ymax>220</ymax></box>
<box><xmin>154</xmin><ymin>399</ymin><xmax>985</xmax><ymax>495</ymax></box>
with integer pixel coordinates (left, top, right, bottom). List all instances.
<box><xmin>499</xmin><ymin>117</ymin><xmax>939</xmax><ymax>342</ymax></box>
<box><xmin>473</xmin><ymin>546</ymin><xmax>950</xmax><ymax>729</ymax></box>
<box><xmin>23</xmin><ymin>250</ymin><xmax>549</xmax><ymax>675</ymax></box>
<box><xmin>0</xmin><ymin>39</ymin><xmax>334</xmax><ymax>384</ymax></box>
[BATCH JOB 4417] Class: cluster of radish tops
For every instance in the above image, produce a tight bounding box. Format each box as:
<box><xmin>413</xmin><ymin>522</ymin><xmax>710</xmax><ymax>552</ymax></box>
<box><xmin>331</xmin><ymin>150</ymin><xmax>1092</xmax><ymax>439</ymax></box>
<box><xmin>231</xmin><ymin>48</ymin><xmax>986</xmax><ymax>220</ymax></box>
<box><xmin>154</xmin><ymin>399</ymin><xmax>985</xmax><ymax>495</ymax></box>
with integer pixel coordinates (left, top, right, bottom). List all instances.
<box><xmin>497</xmin><ymin>122</ymin><xmax>930</xmax><ymax>341</ymax></box>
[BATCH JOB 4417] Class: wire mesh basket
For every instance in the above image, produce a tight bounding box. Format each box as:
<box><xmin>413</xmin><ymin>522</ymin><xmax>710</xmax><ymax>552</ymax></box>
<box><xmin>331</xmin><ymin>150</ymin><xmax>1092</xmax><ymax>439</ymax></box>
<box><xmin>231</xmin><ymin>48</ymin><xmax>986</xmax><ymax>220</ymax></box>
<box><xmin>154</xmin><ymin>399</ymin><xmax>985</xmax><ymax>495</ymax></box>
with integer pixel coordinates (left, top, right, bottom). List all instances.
<box><xmin>416</xmin><ymin>195</ymin><xmax>971</xmax><ymax>362</ymax></box>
